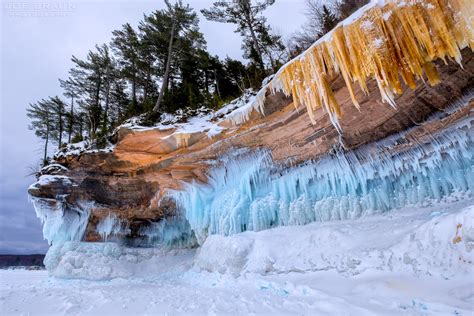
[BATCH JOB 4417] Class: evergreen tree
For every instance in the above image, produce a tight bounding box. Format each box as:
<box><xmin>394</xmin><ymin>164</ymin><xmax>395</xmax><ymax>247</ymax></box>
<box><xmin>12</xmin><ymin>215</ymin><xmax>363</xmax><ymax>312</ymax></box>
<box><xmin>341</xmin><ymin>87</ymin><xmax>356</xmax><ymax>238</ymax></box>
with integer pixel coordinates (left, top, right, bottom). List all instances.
<box><xmin>59</xmin><ymin>77</ymin><xmax>80</xmax><ymax>143</ymax></box>
<box><xmin>140</xmin><ymin>0</ymin><xmax>205</xmax><ymax>112</ymax></box>
<box><xmin>27</xmin><ymin>100</ymin><xmax>54</xmax><ymax>165</ymax></box>
<box><xmin>108</xmin><ymin>79</ymin><xmax>130</xmax><ymax>126</ymax></box>
<box><xmin>201</xmin><ymin>0</ymin><xmax>279</xmax><ymax>75</ymax></box>
<box><xmin>69</xmin><ymin>44</ymin><xmax>114</xmax><ymax>138</ymax></box>
<box><xmin>49</xmin><ymin>96</ymin><xmax>66</xmax><ymax>149</ymax></box>
<box><xmin>111</xmin><ymin>23</ymin><xmax>142</xmax><ymax>113</ymax></box>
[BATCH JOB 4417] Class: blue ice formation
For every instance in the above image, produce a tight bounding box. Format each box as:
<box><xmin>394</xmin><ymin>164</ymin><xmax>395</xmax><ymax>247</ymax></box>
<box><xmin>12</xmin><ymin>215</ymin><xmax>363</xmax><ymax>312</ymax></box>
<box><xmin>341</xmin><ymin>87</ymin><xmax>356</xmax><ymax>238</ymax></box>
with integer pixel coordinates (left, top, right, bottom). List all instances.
<box><xmin>138</xmin><ymin>217</ymin><xmax>195</xmax><ymax>247</ymax></box>
<box><xmin>31</xmin><ymin>196</ymin><xmax>91</xmax><ymax>245</ymax></box>
<box><xmin>96</xmin><ymin>214</ymin><xmax>130</xmax><ymax>241</ymax></box>
<box><xmin>170</xmin><ymin>116</ymin><xmax>474</xmax><ymax>243</ymax></box>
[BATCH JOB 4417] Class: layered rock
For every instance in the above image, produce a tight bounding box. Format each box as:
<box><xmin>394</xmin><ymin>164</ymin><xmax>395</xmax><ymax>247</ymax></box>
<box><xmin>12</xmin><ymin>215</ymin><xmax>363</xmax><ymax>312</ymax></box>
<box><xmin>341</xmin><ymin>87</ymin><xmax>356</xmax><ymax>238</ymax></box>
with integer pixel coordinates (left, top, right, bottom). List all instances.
<box><xmin>28</xmin><ymin>0</ymin><xmax>474</xmax><ymax>248</ymax></box>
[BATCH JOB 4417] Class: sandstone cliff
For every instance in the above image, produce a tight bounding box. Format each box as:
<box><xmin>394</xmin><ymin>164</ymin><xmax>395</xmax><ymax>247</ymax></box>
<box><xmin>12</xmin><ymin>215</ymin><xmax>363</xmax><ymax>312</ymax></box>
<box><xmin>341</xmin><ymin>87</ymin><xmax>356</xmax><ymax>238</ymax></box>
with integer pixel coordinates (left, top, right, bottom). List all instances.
<box><xmin>28</xmin><ymin>0</ymin><xmax>474</xmax><ymax>247</ymax></box>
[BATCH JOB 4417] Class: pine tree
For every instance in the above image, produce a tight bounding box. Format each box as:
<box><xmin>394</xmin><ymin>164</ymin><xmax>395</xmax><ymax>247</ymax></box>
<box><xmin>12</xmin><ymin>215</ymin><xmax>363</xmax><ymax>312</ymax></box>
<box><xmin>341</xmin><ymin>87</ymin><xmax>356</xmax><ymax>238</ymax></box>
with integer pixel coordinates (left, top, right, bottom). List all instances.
<box><xmin>140</xmin><ymin>0</ymin><xmax>205</xmax><ymax>112</ymax></box>
<box><xmin>111</xmin><ymin>23</ymin><xmax>142</xmax><ymax>113</ymax></box>
<box><xmin>201</xmin><ymin>0</ymin><xmax>277</xmax><ymax>74</ymax></box>
<box><xmin>27</xmin><ymin>100</ymin><xmax>54</xmax><ymax>165</ymax></box>
<box><xmin>49</xmin><ymin>96</ymin><xmax>66</xmax><ymax>149</ymax></box>
<box><xmin>59</xmin><ymin>77</ymin><xmax>80</xmax><ymax>143</ymax></box>
<box><xmin>69</xmin><ymin>44</ymin><xmax>115</xmax><ymax>138</ymax></box>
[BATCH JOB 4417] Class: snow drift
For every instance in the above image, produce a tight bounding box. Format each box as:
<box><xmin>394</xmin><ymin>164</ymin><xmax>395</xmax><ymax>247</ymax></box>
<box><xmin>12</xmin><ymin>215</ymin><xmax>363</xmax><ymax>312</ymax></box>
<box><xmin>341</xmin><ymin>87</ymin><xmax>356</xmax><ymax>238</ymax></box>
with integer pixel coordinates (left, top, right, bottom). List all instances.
<box><xmin>195</xmin><ymin>202</ymin><xmax>474</xmax><ymax>277</ymax></box>
<box><xmin>43</xmin><ymin>200</ymin><xmax>473</xmax><ymax>280</ymax></box>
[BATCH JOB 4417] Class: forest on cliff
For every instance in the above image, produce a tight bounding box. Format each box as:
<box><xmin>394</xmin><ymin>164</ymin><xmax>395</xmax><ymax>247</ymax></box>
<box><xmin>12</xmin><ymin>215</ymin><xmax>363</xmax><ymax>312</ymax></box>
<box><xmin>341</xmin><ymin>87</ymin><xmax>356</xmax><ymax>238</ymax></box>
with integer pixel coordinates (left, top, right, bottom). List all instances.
<box><xmin>26</xmin><ymin>0</ymin><xmax>366</xmax><ymax>165</ymax></box>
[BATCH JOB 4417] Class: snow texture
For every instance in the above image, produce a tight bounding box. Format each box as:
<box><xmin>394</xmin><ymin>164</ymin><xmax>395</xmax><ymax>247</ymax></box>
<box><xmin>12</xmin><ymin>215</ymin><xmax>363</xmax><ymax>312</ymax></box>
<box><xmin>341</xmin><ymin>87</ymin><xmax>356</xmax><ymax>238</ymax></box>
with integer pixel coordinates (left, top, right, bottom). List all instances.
<box><xmin>195</xmin><ymin>200</ymin><xmax>474</xmax><ymax>278</ymax></box>
<box><xmin>28</xmin><ymin>175</ymin><xmax>72</xmax><ymax>191</ymax></box>
<box><xmin>44</xmin><ymin>242</ymin><xmax>194</xmax><ymax>280</ymax></box>
<box><xmin>3</xmin><ymin>200</ymin><xmax>472</xmax><ymax>315</ymax></box>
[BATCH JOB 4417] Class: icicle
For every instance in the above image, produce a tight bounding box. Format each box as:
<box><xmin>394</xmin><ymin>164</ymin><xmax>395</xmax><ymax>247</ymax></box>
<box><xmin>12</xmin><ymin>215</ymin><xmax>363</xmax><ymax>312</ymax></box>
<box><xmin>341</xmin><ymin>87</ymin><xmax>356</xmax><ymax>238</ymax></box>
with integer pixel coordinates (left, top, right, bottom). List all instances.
<box><xmin>169</xmin><ymin>110</ymin><xmax>474</xmax><ymax>244</ymax></box>
<box><xmin>237</xmin><ymin>0</ymin><xmax>473</xmax><ymax>128</ymax></box>
<box><xmin>30</xmin><ymin>198</ymin><xmax>91</xmax><ymax>245</ymax></box>
<box><xmin>95</xmin><ymin>214</ymin><xmax>127</xmax><ymax>241</ymax></box>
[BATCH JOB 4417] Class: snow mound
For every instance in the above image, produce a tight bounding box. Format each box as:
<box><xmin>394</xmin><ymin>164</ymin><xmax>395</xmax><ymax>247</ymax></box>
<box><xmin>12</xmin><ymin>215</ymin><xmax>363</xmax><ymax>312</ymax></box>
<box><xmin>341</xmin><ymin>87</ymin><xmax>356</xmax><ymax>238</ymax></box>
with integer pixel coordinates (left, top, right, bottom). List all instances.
<box><xmin>44</xmin><ymin>241</ymin><xmax>194</xmax><ymax>280</ymax></box>
<box><xmin>195</xmin><ymin>202</ymin><xmax>474</xmax><ymax>277</ymax></box>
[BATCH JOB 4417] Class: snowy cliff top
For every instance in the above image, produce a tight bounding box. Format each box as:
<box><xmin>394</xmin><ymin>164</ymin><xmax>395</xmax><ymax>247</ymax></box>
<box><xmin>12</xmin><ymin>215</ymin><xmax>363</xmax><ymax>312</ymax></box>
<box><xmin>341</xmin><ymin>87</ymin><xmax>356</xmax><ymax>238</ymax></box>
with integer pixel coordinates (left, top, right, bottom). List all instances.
<box><xmin>119</xmin><ymin>89</ymin><xmax>258</xmax><ymax>138</ymax></box>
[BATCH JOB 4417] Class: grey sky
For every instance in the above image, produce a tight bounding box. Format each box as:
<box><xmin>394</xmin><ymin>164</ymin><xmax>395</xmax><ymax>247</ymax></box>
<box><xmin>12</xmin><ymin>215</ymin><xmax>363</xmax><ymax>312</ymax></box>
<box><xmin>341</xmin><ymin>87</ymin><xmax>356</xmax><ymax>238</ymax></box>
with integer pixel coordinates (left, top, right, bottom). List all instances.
<box><xmin>0</xmin><ymin>0</ymin><xmax>306</xmax><ymax>254</ymax></box>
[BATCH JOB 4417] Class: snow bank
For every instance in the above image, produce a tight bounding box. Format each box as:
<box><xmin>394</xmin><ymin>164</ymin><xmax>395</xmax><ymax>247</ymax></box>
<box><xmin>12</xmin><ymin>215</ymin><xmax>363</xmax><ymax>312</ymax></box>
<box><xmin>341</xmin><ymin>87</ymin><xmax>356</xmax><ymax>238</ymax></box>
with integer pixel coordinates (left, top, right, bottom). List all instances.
<box><xmin>195</xmin><ymin>202</ymin><xmax>474</xmax><ymax>277</ymax></box>
<box><xmin>44</xmin><ymin>241</ymin><xmax>194</xmax><ymax>280</ymax></box>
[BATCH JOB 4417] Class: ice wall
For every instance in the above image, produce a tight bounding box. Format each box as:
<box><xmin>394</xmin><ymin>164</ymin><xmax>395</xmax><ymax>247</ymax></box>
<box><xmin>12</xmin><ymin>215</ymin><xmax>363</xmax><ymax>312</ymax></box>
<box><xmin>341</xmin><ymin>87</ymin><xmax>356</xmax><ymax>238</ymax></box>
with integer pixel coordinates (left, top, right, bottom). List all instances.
<box><xmin>171</xmin><ymin>116</ymin><xmax>474</xmax><ymax>244</ymax></box>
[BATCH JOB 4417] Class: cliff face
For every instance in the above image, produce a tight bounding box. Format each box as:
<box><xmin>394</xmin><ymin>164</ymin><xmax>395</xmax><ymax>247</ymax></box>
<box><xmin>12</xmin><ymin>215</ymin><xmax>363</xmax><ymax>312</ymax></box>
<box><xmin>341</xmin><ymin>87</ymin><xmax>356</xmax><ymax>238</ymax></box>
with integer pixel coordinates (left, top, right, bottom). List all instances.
<box><xmin>29</xmin><ymin>48</ymin><xmax>474</xmax><ymax>245</ymax></box>
<box><xmin>28</xmin><ymin>0</ymin><xmax>474</xmax><ymax>248</ymax></box>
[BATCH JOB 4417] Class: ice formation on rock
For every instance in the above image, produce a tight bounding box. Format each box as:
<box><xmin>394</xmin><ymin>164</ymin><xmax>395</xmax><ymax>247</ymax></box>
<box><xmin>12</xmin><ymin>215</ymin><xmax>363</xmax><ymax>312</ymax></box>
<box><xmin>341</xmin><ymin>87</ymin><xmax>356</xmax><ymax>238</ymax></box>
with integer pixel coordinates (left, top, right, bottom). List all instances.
<box><xmin>171</xmin><ymin>114</ymin><xmax>473</xmax><ymax>243</ymax></box>
<box><xmin>96</xmin><ymin>214</ymin><xmax>129</xmax><ymax>241</ymax></box>
<box><xmin>138</xmin><ymin>217</ymin><xmax>195</xmax><ymax>247</ymax></box>
<box><xmin>238</xmin><ymin>0</ymin><xmax>474</xmax><ymax>128</ymax></box>
<box><xmin>31</xmin><ymin>197</ymin><xmax>91</xmax><ymax>245</ymax></box>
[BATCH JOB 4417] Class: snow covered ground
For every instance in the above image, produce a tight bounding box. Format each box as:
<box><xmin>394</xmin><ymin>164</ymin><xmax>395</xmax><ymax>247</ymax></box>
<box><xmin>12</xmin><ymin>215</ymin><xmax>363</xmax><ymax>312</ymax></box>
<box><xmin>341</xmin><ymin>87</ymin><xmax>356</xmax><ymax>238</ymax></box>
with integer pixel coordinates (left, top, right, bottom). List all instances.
<box><xmin>2</xmin><ymin>199</ymin><xmax>473</xmax><ymax>315</ymax></box>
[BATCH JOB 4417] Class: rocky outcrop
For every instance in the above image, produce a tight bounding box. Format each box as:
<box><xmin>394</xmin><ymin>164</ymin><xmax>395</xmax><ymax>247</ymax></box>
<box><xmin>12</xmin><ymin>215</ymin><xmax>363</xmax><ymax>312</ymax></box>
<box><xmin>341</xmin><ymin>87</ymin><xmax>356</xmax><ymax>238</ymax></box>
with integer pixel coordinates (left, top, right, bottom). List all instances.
<box><xmin>28</xmin><ymin>0</ymin><xmax>474</xmax><ymax>247</ymax></box>
<box><xmin>28</xmin><ymin>47</ymin><xmax>474</xmax><ymax>245</ymax></box>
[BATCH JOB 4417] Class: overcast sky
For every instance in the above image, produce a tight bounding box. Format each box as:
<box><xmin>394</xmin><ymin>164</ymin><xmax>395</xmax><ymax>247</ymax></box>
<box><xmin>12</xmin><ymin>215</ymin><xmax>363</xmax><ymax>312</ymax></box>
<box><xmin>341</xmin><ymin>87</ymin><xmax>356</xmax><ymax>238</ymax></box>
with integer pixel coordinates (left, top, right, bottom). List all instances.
<box><xmin>0</xmin><ymin>0</ymin><xmax>306</xmax><ymax>254</ymax></box>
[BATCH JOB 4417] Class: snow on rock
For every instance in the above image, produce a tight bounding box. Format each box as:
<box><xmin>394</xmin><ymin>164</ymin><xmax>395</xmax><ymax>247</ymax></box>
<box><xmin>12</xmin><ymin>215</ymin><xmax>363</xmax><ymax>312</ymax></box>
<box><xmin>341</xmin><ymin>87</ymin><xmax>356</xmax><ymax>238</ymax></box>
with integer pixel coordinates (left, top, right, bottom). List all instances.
<box><xmin>53</xmin><ymin>141</ymin><xmax>89</xmax><ymax>159</ymax></box>
<box><xmin>118</xmin><ymin>90</ymin><xmax>259</xmax><ymax>140</ymax></box>
<box><xmin>195</xmin><ymin>201</ymin><xmax>474</xmax><ymax>277</ymax></box>
<box><xmin>28</xmin><ymin>175</ymin><xmax>72</xmax><ymax>192</ymax></box>
<box><xmin>39</xmin><ymin>164</ymin><xmax>68</xmax><ymax>176</ymax></box>
<box><xmin>44</xmin><ymin>241</ymin><xmax>194</xmax><ymax>280</ymax></box>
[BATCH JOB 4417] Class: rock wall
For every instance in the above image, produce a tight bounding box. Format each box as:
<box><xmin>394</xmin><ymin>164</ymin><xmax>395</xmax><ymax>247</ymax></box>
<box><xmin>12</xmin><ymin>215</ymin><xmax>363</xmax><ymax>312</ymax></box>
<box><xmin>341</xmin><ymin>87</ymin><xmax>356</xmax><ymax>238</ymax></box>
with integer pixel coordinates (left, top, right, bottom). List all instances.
<box><xmin>28</xmin><ymin>47</ymin><xmax>474</xmax><ymax>246</ymax></box>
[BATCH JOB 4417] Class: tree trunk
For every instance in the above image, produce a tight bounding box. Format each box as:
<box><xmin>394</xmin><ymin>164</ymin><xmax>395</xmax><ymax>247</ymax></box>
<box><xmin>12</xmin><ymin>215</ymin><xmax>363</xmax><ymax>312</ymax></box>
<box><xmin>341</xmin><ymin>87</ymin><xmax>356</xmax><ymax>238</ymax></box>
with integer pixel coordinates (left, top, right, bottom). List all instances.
<box><xmin>132</xmin><ymin>72</ymin><xmax>137</xmax><ymax>111</ymax></box>
<box><xmin>44</xmin><ymin>116</ymin><xmax>49</xmax><ymax>166</ymax></box>
<box><xmin>204</xmin><ymin>70</ymin><xmax>209</xmax><ymax>96</ymax></box>
<box><xmin>58</xmin><ymin>108</ymin><xmax>63</xmax><ymax>149</ymax></box>
<box><xmin>103</xmin><ymin>82</ymin><xmax>110</xmax><ymax>133</ymax></box>
<box><xmin>214</xmin><ymin>69</ymin><xmax>221</xmax><ymax>98</ymax></box>
<box><xmin>68</xmin><ymin>96</ymin><xmax>74</xmax><ymax>143</ymax></box>
<box><xmin>241</xmin><ymin>4</ymin><xmax>265</xmax><ymax>71</ymax></box>
<box><xmin>153</xmin><ymin>16</ymin><xmax>176</xmax><ymax>113</ymax></box>
<box><xmin>91</xmin><ymin>80</ymin><xmax>102</xmax><ymax>137</ymax></box>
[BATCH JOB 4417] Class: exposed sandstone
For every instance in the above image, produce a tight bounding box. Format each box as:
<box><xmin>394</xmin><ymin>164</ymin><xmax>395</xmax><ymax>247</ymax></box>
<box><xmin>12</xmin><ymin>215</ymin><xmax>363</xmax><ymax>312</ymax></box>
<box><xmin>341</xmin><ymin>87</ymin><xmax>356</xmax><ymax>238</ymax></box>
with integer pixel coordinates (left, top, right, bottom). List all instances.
<box><xmin>28</xmin><ymin>48</ymin><xmax>474</xmax><ymax>241</ymax></box>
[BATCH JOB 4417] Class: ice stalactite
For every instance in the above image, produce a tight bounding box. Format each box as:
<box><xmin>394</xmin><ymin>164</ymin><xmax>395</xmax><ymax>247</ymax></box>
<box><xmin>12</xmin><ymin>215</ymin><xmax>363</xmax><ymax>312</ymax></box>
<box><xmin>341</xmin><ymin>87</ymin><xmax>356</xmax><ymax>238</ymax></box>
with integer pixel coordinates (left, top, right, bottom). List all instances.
<box><xmin>31</xmin><ymin>197</ymin><xmax>91</xmax><ymax>245</ymax></box>
<box><xmin>235</xmin><ymin>0</ymin><xmax>473</xmax><ymax>128</ymax></box>
<box><xmin>138</xmin><ymin>217</ymin><xmax>196</xmax><ymax>247</ymax></box>
<box><xmin>96</xmin><ymin>214</ymin><xmax>129</xmax><ymax>241</ymax></box>
<box><xmin>170</xmin><ymin>116</ymin><xmax>474</xmax><ymax>244</ymax></box>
